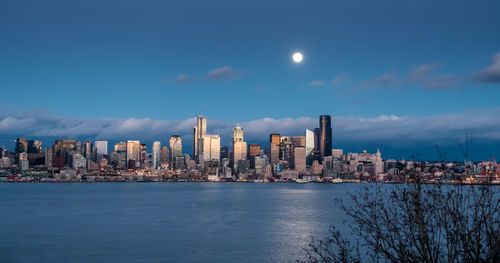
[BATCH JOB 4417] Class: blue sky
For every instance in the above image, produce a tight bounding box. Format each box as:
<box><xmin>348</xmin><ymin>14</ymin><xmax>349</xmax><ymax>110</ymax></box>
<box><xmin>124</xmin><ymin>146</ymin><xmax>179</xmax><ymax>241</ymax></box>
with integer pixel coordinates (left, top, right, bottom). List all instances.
<box><xmin>0</xmin><ymin>0</ymin><xmax>499</xmax><ymax>160</ymax></box>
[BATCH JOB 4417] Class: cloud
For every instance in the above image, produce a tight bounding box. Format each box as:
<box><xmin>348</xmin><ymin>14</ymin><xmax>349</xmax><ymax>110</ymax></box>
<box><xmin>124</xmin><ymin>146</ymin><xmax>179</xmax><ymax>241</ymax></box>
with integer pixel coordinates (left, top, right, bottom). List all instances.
<box><xmin>362</xmin><ymin>72</ymin><xmax>398</xmax><ymax>88</ymax></box>
<box><xmin>308</xmin><ymin>80</ymin><xmax>325</xmax><ymax>87</ymax></box>
<box><xmin>331</xmin><ymin>74</ymin><xmax>349</xmax><ymax>86</ymax></box>
<box><xmin>421</xmin><ymin>74</ymin><xmax>460</xmax><ymax>90</ymax></box>
<box><xmin>406</xmin><ymin>64</ymin><xmax>438</xmax><ymax>83</ymax></box>
<box><xmin>1</xmin><ymin>109</ymin><xmax>499</xmax><ymax>150</ymax></box>
<box><xmin>343</xmin><ymin>72</ymin><xmax>397</xmax><ymax>96</ymax></box>
<box><xmin>175</xmin><ymin>73</ymin><xmax>190</xmax><ymax>84</ymax></box>
<box><xmin>205</xmin><ymin>66</ymin><xmax>244</xmax><ymax>81</ymax></box>
<box><xmin>470</xmin><ymin>52</ymin><xmax>500</xmax><ymax>83</ymax></box>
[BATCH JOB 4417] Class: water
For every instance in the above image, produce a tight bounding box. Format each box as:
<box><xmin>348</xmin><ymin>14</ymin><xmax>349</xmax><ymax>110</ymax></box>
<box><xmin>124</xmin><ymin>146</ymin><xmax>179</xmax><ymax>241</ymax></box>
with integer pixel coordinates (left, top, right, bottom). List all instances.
<box><xmin>0</xmin><ymin>183</ymin><xmax>359</xmax><ymax>262</ymax></box>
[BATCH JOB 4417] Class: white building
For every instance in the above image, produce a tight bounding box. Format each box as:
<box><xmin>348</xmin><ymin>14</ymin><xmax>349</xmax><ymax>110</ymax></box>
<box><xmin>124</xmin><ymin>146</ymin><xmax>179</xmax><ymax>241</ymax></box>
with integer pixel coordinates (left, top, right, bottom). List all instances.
<box><xmin>71</xmin><ymin>153</ymin><xmax>87</xmax><ymax>169</ymax></box>
<box><xmin>305</xmin><ymin>129</ymin><xmax>315</xmax><ymax>156</ymax></box>
<box><xmin>95</xmin><ymin>140</ymin><xmax>108</xmax><ymax>155</ymax></box>
<box><xmin>152</xmin><ymin>141</ymin><xmax>161</xmax><ymax>169</ymax></box>
<box><xmin>202</xmin><ymin>135</ymin><xmax>220</xmax><ymax>161</ymax></box>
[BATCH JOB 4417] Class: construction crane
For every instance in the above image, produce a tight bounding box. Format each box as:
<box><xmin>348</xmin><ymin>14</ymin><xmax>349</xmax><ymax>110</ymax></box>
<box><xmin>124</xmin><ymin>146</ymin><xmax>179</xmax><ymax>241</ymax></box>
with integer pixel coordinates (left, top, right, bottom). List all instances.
<box><xmin>458</xmin><ymin>133</ymin><xmax>472</xmax><ymax>164</ymax></box>
<box><xmin>434</xmin><ymin>144</ymin><xmax>446</xmax><ymax>163</ymax></box>
<box><xmin>458</xmin><ymin>133</ymin><xmax>472</xmax><ymax>177</ymax></box>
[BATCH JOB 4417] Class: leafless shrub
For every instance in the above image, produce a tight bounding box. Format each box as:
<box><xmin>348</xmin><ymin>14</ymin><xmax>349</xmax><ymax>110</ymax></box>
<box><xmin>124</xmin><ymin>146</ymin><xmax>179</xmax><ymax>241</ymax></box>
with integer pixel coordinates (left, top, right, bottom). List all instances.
<box><xmin>301</xmin><ymin>179</ymin><xmax>500</xmax><ymax>263</ymax></box>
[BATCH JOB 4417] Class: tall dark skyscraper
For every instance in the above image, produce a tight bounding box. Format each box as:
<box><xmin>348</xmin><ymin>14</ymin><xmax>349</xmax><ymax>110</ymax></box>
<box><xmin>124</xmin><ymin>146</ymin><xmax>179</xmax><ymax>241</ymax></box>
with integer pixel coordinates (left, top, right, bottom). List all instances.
<box><xmin>313</xmin><ymin>128</ymin><xmax>321</xmax><ymax>162</ymax></box>
<box><xmin>319</xmin><ymin>115</ymin><xmax>332</xmax><ymax>160</ymax></box>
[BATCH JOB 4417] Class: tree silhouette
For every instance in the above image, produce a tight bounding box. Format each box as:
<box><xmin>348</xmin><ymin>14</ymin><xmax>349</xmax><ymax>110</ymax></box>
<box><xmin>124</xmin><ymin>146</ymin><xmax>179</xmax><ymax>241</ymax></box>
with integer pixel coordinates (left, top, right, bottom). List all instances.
<box><xmin>301</xmin><ymin>173</ymin><xmax>500</xmax><ymax>263</ymax></box>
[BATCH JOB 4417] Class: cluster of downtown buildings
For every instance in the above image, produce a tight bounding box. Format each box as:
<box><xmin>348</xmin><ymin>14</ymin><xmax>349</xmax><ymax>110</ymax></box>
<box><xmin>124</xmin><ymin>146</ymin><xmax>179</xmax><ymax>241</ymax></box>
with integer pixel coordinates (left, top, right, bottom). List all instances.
<box><xmin>0</xmin><ymin>115</ymin><xmax>498</xmax><ymax>183</ymax></box>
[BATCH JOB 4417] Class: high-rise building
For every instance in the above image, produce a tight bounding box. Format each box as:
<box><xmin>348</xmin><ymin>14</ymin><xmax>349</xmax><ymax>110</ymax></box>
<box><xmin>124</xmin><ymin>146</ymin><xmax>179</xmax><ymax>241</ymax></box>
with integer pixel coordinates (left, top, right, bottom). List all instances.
<box><xmin>305</xmin><ymin>129</ymin><xmax>315</xmax><ymax>156</ymax></box>
<box><xmin>248</xmin><ymin>144</ymin><xmax>261</xmax><ymax>169</ymax></box>
<box><xmin>70</xmin><ymin>152</ymin><xmax>86</xmax><ymax>169</ymax></box>
<box><xmin>126</xmin><ymin>140</ymin><xmax>141</xmax><ymax>164</ymax></box>
<box><xmin>45</xmin><ymin>147</ymin><xmax>53</xmax><ymax>168</ymax></box>
<box><xmin>153</xmin><ymin>141</ymin><xmax>161</xmax><ymax>169</ymax></box>
<box><xmin>114</xmin><ymin>142</ymin><xmax>127</xmax><ymax>152</ymax></box>
<box><xmin>220</xmin><ymin>146</ymin><xmax>229</xmax><ymax>159</ymax></box>
<box><xmin>294</xmin><ymin>146</ymin><xmax>306</xmax><ymax>173</ymax></box>
<box><xmin>193</xmin><ymin>115</ymin><xmax>207</xmax><ymax>161</ymax></box>
<box><xmin>270</xmin><ymin>134</ymin><xmax>280</xmax><ymax>164</ymax></box>
<box><xmin>54</xmin><ymin>139</ymin><xmax>76</xmax><ymax>165</ymax></box>
<box><xmin>192</xmin><ymin>126</ymin><xmax>197</xmax><ymax>159</ymax></box>
<box><xmin>169</xmin><ymin>135</ymin><xmax>182</xmax><ymax>165</ymax></box>
<box><xmin>27</xmin><ymin>140</ymin><xmax>42</xmax><ymax>154</ymax></box>
<box><xmin>248</xmin><ymin>144</ymin><xmax>261</xmax><ymax>158</ymax></box>
<box><xmin>19</xmin><ymin>152</ymin><xmax>29</xmax><ymax>171</ymax></box>
<box><xmin>291</xmin><ymin>136</ymin><xmax>306</xmax><ymax>147</ymax></box>
<box><xmin>280</xmin><ymin>136</ymin><xmax>293</xmax><ymax>167</ymax></box>
<box><xmin>202</xmin><ymin>135</ymin><xmax>220</xmax><ymax>161</ymax></box>
<box><xmin>254</xmin><ymin>155</ymin><xmax>266</xmax><ymax>173</ymax></box>
<box><xmin>84</xmin><ymin>141</ymin><xmax>93</xmax><ymax>161</ymax></box>
<box><xmin>319</xmin><ymin>115</ymin><xmax>333</xmax><ymax>160</ymax></box>
<box><xmin>232</xmin><ymin>124</ymin><xmax>247</xmax><ymax>169</ymax></box>
<box><xmin>95</xmin><ymin>140</ymin><xmax>108</xmax><ymax>155</ymax></box>
<box><xmin>313</xmin><ymin>128</ymin><xmax>321</xmax><ymax>162</ymax></box>
<box><xmin>375</xmin><ymin>148</ymin><xmax>383</xmax><ymax>175</ymax></box>
<box><xmin>140</xmin><ymin>144</ymin><xmax>147</xmax><ymax>167</ymax></box>
<box><xmin>160</xmin><ymin>146</ymin><xmax>169</xmax><ymax>166</ymax></box>
<box><xmin>15</xmin><ymin>138</ymin><xmax>27</xmax><ymax>164</ymax></box>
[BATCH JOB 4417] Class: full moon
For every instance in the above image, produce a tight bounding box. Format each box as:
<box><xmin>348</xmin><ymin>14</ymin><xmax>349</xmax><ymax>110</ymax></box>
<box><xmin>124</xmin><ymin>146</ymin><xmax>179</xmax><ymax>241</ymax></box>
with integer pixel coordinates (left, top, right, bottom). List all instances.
<box><xmin>292</xmin><ymin>52</ymin><xmax>303</xmax><ymax>63</ymax></box>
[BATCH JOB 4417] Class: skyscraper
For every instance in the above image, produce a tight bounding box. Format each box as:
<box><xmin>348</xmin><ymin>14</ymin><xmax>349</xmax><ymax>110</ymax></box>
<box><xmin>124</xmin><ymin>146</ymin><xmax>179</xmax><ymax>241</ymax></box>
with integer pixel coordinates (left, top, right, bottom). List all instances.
<box><xmin>294</xmin><ymin>146</ymin><xmax>306</xmax><ymax>173</ymax></box>
<box><xmin>220</xmin><ymin>146</ymin><xmax>229</xmax><ymax>159</ymax></box>
<box><xmin>248</xmin><ymin>144</ymin><xmax>261</xmax><ymax>158</ymax></box>
<box><xmin>194</xmin><ymin>115</ymin><xmax>207</xmax><ymax>161</ymax></box>
<box><xmin>280</xmin><ymin>136</ymin><xmax>293</xmax><ymax>167</ymax></box>
<box><xmin>160</xmin><ymin>146</ymin><xmax>169</xmax><ymax>166</ymax></box>
<box><xmin>95</xmin><ymin>140</ymin><xmax>108</xmax><ymax>155</ymax></box>
<box><xmin>169</xmin><ymin>135</ymin><xmax>182</xmax><ymax>164</ymax></box>
<box><xmin>45</xmin><ymin>147</ymin><xmax>53</xmax><ymax>168</ymax></box>
<box><xmin>114</xmin><ymin>142</ymin><xmax>127</xmax><ymax>152</ymax></box>
<box><xmin>153</xmin><ymin>141</ymin><xmax>161</xmax><ymax>169</ymax></box>
<box><xmin>313</xmin><ymin>128</ymin><xmax>321</xmax><ymax>161</ymax></box>
<box><xmin>319</xmin><ymin>115</ymin><xmax>333</xmax><ymax>160</ymax></box>
<box><xmin>192</xmin><ymin>126</ymin><xmax>197</xmax><ymax>159</ymax></box>
<box><xmin>270</xmin><ymin>134</ymin><xmax>280</xmax><ymax>164</ymax></box>
<box><xmin>202</xmin><ymin>135</ymin><xmax>220</xmax><ymax>161</ymax></box>
<box><xmin>232</xmin><ymin>124</ymin><xmax>247</xmax><ymax>169</ymax></box>
<box><xmin>27</xmin><ymin>140</ymin><xmax>42</xmax><ymax>154</ymax></box>
<box><xmin>248</xmin><ymin>144</ymin><xmax>261</xmax><ymax>169</ymax></box>
<box><xmin>126</xmin><ymin>140</ymin><xmax>141</xmax><ymax>164</ymax></box>
<box><xmin>84</xmin><ymin>141</ymin><xmax>93</xmax><ymax>160</ymax></box>
<box><xmin>15</xmin><ymin>138</ymin><xmax>27</xmax><ymax>164</ymax></box>
<box><xmin>305</xmin><ymin>129</ymin><xmax>315</xmax><ymax>156</ymax></box>
<box><xmin>53</xmin><ymin>139</ymin><xmax>76</xmax><ymax>165</ymax></box>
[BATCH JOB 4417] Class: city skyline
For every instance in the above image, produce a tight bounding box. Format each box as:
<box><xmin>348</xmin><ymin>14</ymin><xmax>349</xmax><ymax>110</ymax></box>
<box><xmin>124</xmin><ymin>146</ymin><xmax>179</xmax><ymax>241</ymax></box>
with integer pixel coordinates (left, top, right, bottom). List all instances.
<box><xmin>1</xmin><ymin>1</ymin><xmax>499</xmax><ymax>262</ymax></box>
<box><xmin>3</xmin><ymin>114</ymin><xmax>496</xmax><ymax>185</ymax></box>
<box><xmin>0</xmin><ymin>112</ymin><xmax>498</xmax><ymax>161</ymax></box>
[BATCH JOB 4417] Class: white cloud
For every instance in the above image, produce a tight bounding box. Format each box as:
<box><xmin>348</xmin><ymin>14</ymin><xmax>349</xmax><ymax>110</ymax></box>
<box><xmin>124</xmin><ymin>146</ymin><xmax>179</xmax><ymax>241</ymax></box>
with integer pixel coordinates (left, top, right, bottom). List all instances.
<box><xmin>1</xmin><ymin>109</ymin><xmax>499</xmax><ymax>147</ymax></box>
<box><xmin>308</xmin><ymin>80</ymin><xmax>325</xmax><ymax>87</ymax></box>
<box><xmin>205</xmin><ymin>66</ymin><xmax>244</xmax><ymax>81</ymax></box>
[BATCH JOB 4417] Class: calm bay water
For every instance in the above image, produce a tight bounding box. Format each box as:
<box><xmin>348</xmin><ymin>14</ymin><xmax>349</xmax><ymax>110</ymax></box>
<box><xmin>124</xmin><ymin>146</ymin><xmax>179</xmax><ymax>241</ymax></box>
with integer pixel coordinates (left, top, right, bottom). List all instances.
<box><xmin>0</xmin><ymin>183</ymin><xmax>360</xmax><ymax>262</ymax></box>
